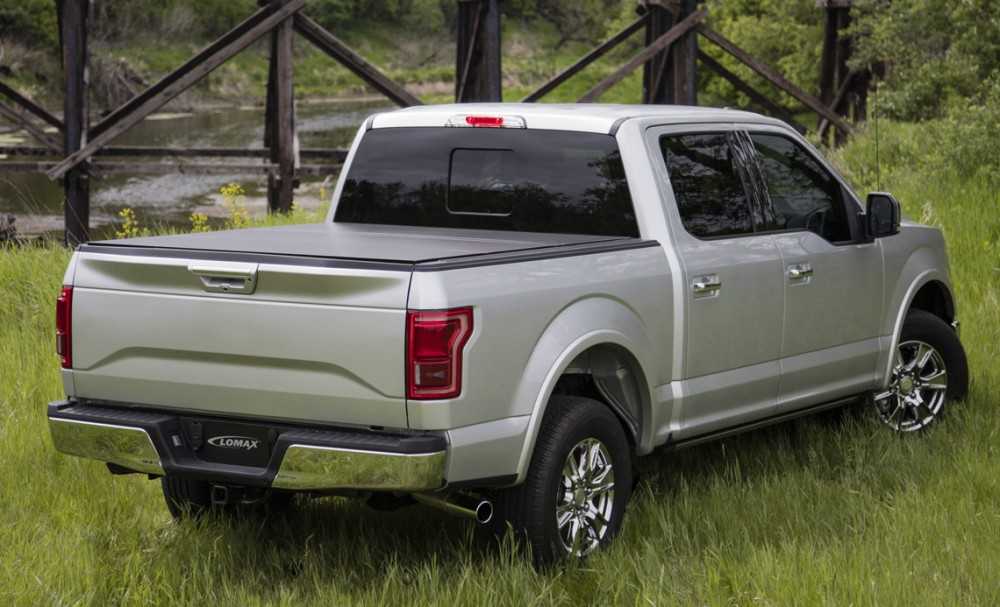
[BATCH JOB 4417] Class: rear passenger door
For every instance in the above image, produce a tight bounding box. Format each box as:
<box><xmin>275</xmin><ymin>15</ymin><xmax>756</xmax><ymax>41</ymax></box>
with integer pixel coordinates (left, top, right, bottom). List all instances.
<box><xmin>746</xmin><ymin>130</ymin><xmax>883</xmax><ymax>412</ymax></box>
<box><xmin>655</xmin><ymin>129</ymin><xmax>784</xmax><ymax>438</ymax></box>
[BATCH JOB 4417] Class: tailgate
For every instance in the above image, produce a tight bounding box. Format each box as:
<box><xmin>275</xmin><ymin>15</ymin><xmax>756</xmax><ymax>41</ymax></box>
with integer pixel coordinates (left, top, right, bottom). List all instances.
<box><xmin>69</xmin><ymin>249</ymin><xmax>411</xmax><ymax>428</ymax></box>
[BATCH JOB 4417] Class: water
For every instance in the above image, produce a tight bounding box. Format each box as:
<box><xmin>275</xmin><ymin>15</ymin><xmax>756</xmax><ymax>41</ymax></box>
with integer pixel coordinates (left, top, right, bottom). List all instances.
<box><xmin>0</xmin><ymin>98</ymin><xmax>392</xmax><ymax>239</ymax></box>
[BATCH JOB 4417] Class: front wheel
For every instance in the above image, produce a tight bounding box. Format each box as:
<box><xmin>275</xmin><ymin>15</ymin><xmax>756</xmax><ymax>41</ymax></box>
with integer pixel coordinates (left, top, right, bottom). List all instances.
<box><xmin>875</xmin><ymin>310</ymin><xmax>968</xmax><ymax>431</ymax></box>
<box><xmin>493</xmin><ymin>396</ymin><xmax>632</xmax><ymax>566</ymax></box>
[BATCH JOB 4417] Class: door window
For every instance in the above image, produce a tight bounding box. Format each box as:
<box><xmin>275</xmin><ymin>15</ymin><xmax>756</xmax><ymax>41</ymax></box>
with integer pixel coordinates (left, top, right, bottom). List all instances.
<box><xmin>749</xmin><ymin>133</ymin><xmax>853</xmax><ymax>242</ymax></box>
<box><xmin>660</xmin><ymin>133</ymin><xmax>754</xmax><ymax>238</ymax></box>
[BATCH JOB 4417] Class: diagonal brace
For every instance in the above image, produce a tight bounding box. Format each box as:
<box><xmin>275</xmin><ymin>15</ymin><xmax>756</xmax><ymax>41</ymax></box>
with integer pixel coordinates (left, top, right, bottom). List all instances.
<box><xmin>579</xmin><ymin>8</ymin><xmax>707</xmax><ymax>103</ymax></box>
<box><xmin>698</xmin><ymin>25</ymin><xmax>852</xmax><ymax>135</ymax></box>
<box><xmin>293</xmin><ymin>14</ymin><xmax>422</xmax><ymax>107</ymax></box>
<box><xmin>47</xmin><ymin>0</ymin><xmax>305</xmax><ymax>179</ymax></box>
<box><xmin>0</xmin><ymin>100</ymin><xmax>62</xmax><ymax>152</ymax></box>
<box><xmin>0</xmin><ymin>81</ymin><xmax>64</xmax><ymax>131</ymax></box>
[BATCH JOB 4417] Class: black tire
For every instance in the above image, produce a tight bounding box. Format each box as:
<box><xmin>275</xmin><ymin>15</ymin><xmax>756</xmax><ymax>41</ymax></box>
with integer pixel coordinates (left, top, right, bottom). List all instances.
<box><xmin>877</xmin><ymin>309</ymin><xmax>968</xmax><ymax>430</ymax></box>
<box><xmin>161</xmin><ymin>476</ymin><xmax>293</xmax><ymax>520</ymax></box>
<box><xmin>493</xmin><ymin>395</ymin><xmax>632</xmax><ymax>567</ymax></box>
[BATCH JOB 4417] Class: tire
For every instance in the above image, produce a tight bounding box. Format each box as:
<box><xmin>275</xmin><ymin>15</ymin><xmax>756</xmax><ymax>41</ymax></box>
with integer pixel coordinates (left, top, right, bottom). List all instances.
<box><xmin>875</xmin><ymin>309</ymin><xmax>969</xmax><ymax>431</ymax></box>
<box><xmin>161</xmin><ymin>476</ymin><xmax>293</xmax><ymax>520</ymax></box>
<box><xmin>493</xmin><ymin>395</ymin><xmax>633</xmax><ymax>567</ymax></box>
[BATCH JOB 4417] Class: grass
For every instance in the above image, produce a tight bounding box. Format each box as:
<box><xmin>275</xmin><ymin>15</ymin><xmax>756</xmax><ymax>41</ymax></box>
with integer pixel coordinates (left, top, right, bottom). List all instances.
<box><xmin>1</xmin><ymin>123</ymin><xmax>999</xmax><ymax>605</ymax></box>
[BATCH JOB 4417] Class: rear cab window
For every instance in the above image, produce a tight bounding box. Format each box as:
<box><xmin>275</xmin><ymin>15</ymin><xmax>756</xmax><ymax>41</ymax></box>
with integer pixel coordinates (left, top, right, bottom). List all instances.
<box><xmin>335</xmin><ymin>128</ymin><xmax>639</xmax><ymax>237</ymax></box>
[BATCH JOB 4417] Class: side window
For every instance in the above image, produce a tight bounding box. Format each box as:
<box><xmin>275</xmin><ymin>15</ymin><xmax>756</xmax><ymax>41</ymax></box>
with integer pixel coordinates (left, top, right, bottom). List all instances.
<box><xmin>749</xmin><ymin>133</ymin><xmax>853</xmax><ymax>242</ymax></box>
<box><xmin>660</xmin><ymin>133</ymin><xmax>753</xmax><ymax>238</ymax></box>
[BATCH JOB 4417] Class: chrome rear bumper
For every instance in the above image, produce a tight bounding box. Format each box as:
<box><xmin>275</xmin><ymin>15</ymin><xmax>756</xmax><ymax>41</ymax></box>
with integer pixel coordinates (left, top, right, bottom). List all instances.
<box><xmin>48</xmin><ymin>401</ymin><xmax>447</xmax><ymax>492</ymax></box>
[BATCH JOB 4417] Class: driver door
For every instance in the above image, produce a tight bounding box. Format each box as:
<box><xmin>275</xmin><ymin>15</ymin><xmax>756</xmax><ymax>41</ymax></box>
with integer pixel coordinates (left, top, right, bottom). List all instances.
<box><xmin>746</xmin><ymin>130</ymin><xmax>883</xmax><ymax>413</ymax></box>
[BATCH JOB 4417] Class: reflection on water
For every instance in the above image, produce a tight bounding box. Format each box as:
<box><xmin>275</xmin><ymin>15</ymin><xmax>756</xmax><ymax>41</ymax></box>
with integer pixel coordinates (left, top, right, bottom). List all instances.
<box><xmin>0</xmin><ymin>99</ymin><xmax>391</xmax><ymax>239</ymax></box>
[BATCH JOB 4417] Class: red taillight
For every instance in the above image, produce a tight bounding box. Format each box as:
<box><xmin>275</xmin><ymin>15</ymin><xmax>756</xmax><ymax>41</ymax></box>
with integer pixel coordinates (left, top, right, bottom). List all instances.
<box><xmin>406</xmin><ymin>307</ymin><xmax>473</xmax><ymax>400</ymax></box>
<box><xmin>56</xmin><ymin>286</ymin><xmax>73</xmax><ymax>369</ymax></box>
<box><xmin>465</xmin><ymin>115</ymin><xmax>504</xmax><ymax>128</ymax></box>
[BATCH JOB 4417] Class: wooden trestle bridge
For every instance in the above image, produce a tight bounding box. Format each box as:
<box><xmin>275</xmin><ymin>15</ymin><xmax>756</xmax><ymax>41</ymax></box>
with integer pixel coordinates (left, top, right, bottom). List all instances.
<box><xmin>0</xmin><ymin>0</ymin><xmax>867</xmax><ymax>244</ymax></box>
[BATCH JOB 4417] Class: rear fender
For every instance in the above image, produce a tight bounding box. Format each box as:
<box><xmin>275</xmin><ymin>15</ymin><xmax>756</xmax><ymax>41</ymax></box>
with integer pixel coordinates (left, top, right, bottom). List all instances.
<box><xmin>511</xmin><ymin>296</ymin><xmax>655</xmax><ymax>483</ymax></box>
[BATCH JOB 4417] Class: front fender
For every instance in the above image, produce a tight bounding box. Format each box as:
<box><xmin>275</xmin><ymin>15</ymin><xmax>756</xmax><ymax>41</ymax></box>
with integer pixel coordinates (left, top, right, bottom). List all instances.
<box><xmin>877</xmin><ymin>237</ymin><xmax>953</xmax><ymax>387</ymax></box>
<box><xmin>510</xmin><ymin>296</ymin><xmax>656</xmax><ymax>483</ymax></box>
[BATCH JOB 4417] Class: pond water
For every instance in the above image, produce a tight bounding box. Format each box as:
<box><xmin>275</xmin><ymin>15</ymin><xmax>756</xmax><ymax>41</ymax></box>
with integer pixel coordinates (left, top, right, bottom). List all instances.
<box><xmin>0</xmin><ymin>98</ymin><xmax>393</xmax><ymax>239</ymax></box>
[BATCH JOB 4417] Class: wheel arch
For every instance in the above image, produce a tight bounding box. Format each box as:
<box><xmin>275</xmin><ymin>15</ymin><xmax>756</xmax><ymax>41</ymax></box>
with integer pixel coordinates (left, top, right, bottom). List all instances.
<box><xmin>510</xmin><ymin>297</ymin><xmax>657</xmax><ymax>484</ymax></box>
<box><xmin>881</xmin><ymin>269</ymin><xmax>958</xmax><ymax>388</ymax></box>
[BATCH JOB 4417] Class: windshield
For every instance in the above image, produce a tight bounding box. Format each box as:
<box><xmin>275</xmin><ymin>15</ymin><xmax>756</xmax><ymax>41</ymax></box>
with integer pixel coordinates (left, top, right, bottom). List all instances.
<box><xmin>334</xmin><ymin>127</ymin><xmax>639</xmax><ymax>237</ymax></box>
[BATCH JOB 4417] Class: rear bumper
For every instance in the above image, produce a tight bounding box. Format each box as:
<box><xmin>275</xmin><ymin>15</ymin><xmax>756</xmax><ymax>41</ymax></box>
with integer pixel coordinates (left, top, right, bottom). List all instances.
<box><xmin>47</xmin><ymin>401</ymin><xmax>447</xmax><ymax>492</ymax></box>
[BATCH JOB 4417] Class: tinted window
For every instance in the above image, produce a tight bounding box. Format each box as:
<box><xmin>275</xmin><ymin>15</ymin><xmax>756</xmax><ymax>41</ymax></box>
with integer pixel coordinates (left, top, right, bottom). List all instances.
<box><xmin>750</xmin><ymin>133</ymin><xmax>853</xmax><ymax>242</ymax></box>
<box><xmin>335</xmin><ymin>128</ymin><xmax>638</xmax><ymax>237</ymax></box>
<box><xmin>660</xmin><ymin>133</ymin><xmax>753</xmax><ymax>238</ymax></box>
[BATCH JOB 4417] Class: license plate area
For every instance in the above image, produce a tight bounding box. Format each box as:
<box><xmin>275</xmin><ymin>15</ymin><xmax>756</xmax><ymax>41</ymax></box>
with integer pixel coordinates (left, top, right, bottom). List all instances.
<box><xmin>185</xmin><ymin>419</ymin><xmax>275</xmax><ymax>468</ymax></box>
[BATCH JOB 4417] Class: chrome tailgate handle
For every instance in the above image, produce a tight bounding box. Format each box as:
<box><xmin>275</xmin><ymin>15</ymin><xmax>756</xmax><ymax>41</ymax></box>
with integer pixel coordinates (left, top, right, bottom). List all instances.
<box><xmin>188</xmin><ymin>263</ymin><xmax>259</xmax><ymax>294</ymax></box>
<box><xmin>692</xmin><ymin>274</ymin><xmax>722</xmax><ymax>297</ymax></box>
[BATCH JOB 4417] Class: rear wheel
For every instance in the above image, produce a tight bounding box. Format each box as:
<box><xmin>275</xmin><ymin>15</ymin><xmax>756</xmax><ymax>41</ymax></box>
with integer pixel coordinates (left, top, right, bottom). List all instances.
<box><xmin>161</xmin><ymin>476</ymin><xmax>292</xmax><ymax>519</ymax></box>
<box><xmin>875</xmin><ymin>310</ymin><xmax>968</xmax><ymax>431</ymax></box>
<box><xmin>493</xmin><ymin>396</ymin><xmax>632</xmax><ymax>566</ymax></box>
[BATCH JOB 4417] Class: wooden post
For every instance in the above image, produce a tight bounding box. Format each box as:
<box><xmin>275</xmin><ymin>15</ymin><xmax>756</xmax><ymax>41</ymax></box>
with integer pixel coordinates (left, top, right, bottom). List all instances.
<box><xmin>642</xmin><ymin>1</ymin><xmax>674</xmax><ymax>104</ymax></box>
<box><xmin>818</xmin><ymin>1</ymin><xmax>855</xmax><ymax>141</ymax></box>
<box><xmin>455</xmin><ymin>0</ymin><xmax>501</xmax><ymax>102</ymax></box>
<box><xmin>669</xmin><ymin>0</ymin><xmax>698</xmax><ymax>105</ymax></box>
<box><xmin>265</xmin><ymin>0</ymin><xmax>296</xmax><ymax>213</ymax></box>
<box><xmin>58</xmin><ymin>0</ymin><xmax>90</xmax><ymax>245</ymax></box>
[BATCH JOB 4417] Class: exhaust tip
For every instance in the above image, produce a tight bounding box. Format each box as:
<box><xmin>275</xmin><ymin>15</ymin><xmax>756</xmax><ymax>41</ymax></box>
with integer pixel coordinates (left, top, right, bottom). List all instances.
<box><xmin>475</xmin><ymin>499</ymin><xmax>494</xmax><ymax>525</ymax></box>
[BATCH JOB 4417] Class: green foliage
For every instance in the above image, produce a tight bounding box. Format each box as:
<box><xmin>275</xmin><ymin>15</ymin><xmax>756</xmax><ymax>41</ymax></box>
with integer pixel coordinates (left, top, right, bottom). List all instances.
<box><xmin>850</xmin><ymin>0</ymin><xmax>1000</xmax><ymax>121</ymax></box>
<box><xmin>0</xmin><ymin>0</ymin><xmax>58</xmax><ymax>48</ymax></box>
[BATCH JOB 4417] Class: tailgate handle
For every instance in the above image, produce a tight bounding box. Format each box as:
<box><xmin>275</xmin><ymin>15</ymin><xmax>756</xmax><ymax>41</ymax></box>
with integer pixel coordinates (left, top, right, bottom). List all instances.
<box><xmin>188</xmin><ymin>264</ymin><xmax>258</xmax><ymax>294</ymax></box>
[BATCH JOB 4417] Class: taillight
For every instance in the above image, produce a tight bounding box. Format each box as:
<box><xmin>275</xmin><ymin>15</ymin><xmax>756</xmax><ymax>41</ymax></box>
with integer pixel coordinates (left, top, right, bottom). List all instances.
<box><xmin>406</xmin><ymin>307</ymin><xmax>473</xmax><ymax>400</ymax></box>
<box><xmin>56</xmin><ymin>286</ymin><xmax>73</xmax><ymax>369</ymax></box>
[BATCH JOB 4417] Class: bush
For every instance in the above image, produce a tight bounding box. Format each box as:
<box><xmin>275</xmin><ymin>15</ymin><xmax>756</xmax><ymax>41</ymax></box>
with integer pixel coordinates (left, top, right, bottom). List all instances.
<box><xmin>0</xmin><ymin>0</ymin><xmax>58</xmax><ymax>48</ymax></box>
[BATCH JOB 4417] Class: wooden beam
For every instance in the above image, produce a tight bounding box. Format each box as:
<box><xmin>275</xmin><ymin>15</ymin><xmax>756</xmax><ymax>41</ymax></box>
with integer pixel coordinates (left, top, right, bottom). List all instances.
<box><xmin>522</xmin><ymin>14</ymin><xmax>647</xmax><ymax>103</ymax></box>
<box><xmin>697</xmin><ymin>51</ymin><xmax>806</xmax><ymax>133</ymax></box>
<box><xmin>698</xmin><ymin>25</ymin><xmax>853</xmax><ymax>135</ymax></box>
<box><xmin>454</xmin><ymin>0</ymin><xmax>502</xmax><ymax>102</ymax></box>
<box><xmin>0</xmin><ymin>145</ymin><xmax>348</xmax><ymax>159</ymax></box>
<box><xmin>643</xmin><ymin>3</ymin><xmax>674</xmax><ymax>104</ymax></box>
<box><xmin>670</xmin><ymin>0</ymin><xmax>699</xmax><ymax>105</ymax></box>
<box><xmin>266</xmin><ymin>1</ymin><xmax>296</xmax><ymax>213</ymax></box>
<box><xmin>48</xmin><ymin>0</ymin><xmax>305</xmax><ymax>180</ymax></box>
<box><xmin>0</xmin><ymin>100</ymin><xmax>62</xmax><ymax>151</ymax></box>
<box><xmin>579</xmin><ymin>8</ymin><xmax>706</xmax><ymax>103</ymax></box>
<box><xmin>818</xmin><ymin>70</ymin><xmax>855</xmax><ymax>139</ymax></box>
<box><xmin>1</xmin><ymin>161</ymin><xmax>343</xmax><ymax>175</ymax></box>
<box><xmin>0</xmin><ymin>81</ymin><xmax>64</xmax><ymax>131</ymax></box>
<box><xmin>455</xmin><ymin>1</ymin><xmax>483</xmax><ymax>103</ymax></box>
<box><xmin>59</xmin><ymin>0</ymin><xmax>89</xmax><ymax>246</ymax></box>
<box><xmin>293</xmin><ymin>14</ymin><xmax>422</xmax><ymax>107</ymax></box>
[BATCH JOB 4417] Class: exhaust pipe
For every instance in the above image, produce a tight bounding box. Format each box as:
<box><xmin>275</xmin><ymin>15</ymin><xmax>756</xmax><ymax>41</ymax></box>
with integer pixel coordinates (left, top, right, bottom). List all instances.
<box><xmin>413</xmin><ymin>492</ymin><xmax>494</xmax><ymax>525</ymax></box>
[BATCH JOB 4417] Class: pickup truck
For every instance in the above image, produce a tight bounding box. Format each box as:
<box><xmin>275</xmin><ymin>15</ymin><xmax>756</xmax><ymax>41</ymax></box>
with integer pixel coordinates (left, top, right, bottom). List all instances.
<box><xmin>48</xmin><ymin>103</ymin><xmax>968</xmax><ymax>564</ymax></box>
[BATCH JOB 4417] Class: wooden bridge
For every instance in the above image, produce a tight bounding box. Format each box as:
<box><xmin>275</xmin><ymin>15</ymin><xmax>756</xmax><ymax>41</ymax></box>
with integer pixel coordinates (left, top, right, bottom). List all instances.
<box><xmin>0</xmin><ymin>0</ymin><xmax>867</xmax><ymax>244</ymax></box>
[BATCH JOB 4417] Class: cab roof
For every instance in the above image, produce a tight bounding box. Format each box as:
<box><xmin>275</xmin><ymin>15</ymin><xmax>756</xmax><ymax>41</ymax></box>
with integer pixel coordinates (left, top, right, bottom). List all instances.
<box><xmin>370</xmin><ymin>103</ymin><xmax>786</xmax><ymax>134</ymax></box>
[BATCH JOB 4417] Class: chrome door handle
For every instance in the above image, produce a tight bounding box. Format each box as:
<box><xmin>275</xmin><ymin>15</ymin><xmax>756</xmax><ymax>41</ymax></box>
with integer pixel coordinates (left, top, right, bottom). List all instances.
<box><xmin>787</xmin><ymin>263</ymin><xmax>814</xmax><ymax>280</ymax></box>
<box><xmin>692</xmin><ymin>274</ymin><xmax>722</xmax><ymax>296</ymax></box>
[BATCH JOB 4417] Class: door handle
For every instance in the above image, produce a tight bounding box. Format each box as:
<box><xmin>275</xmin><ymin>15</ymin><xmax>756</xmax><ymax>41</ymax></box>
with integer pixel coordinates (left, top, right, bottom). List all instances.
<box><xmin>188</xmin><ymin>263</ymin><xmax>258</xmax><ymax>294</ymax></box>
<box><xmin>787</xmin><ymin>263</ymin><xmax>814</xmax><ymax>281</ymax></box>
<box><xmin>692</xmin><ymin>274</ymin><xmax>722</xmax><ymax>296</ymax></box>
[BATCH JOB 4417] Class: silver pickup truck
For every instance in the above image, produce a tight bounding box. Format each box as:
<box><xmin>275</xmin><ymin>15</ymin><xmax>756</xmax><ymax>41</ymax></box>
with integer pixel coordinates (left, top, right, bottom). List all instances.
<box><xmin>49</xmin><ymin>104</ymin><xmax>967</xmax><ymax>564</ymax></box>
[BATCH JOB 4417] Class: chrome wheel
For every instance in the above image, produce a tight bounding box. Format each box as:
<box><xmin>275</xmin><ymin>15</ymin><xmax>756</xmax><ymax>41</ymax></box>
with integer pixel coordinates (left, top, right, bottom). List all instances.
<box><xmin>556</xmin><ymin>437</ymin><xmax>615</xmax><ymax>556</ymax></box>
<box><xmin>875</xmin><ymin>339</ymin><xmax>949</xmax><ymax>432</ymax></box>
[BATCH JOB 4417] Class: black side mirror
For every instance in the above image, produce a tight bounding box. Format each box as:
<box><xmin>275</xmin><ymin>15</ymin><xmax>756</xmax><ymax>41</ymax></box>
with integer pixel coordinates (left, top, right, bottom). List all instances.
<box><xmin>866</xmin><ymin>192</ymin><xmax>901</xmax><ymax>239</ymax></box>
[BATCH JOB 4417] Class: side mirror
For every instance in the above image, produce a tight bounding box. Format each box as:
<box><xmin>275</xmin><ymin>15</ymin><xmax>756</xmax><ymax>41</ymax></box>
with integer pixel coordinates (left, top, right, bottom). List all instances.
<box><xmin>866</xmin><ymin>192</ymin><xmax>901</xmax><ymax>239</ymax></box>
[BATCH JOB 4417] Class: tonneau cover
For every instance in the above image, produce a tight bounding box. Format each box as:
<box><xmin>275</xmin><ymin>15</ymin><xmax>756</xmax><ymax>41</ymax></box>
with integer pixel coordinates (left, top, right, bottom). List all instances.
<box><xmin>87</xmin><ymin>223</ymin><xmax>621</xmax><ymax>263</ymax></box>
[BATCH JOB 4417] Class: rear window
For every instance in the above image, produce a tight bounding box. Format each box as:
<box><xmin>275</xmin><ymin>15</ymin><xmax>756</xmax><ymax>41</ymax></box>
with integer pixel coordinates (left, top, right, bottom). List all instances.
<box><xmin>334</xmin><ymin>127</ymin><xmax>639</xmax><ymax>237</ymax></box>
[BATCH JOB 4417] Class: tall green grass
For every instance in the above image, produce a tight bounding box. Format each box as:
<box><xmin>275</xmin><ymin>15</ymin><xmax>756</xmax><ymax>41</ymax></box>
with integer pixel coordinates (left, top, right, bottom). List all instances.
<box><xmin>1</xmin><ymin>123</ymin><xmax>998</xmax><ymax>605</ymax></box>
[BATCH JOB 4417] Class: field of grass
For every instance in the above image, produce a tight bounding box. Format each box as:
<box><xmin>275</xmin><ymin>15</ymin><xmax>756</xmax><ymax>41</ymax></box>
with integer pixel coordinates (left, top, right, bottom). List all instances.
<box><xmin>1</xmin><ymin>123</ymin><xmax>998</xmax><ymax>606</ymax></box>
